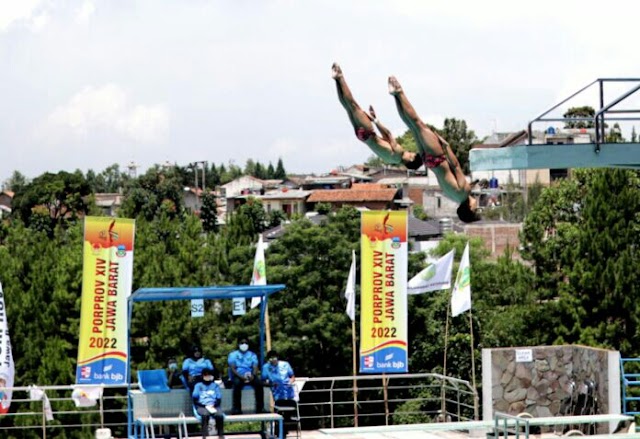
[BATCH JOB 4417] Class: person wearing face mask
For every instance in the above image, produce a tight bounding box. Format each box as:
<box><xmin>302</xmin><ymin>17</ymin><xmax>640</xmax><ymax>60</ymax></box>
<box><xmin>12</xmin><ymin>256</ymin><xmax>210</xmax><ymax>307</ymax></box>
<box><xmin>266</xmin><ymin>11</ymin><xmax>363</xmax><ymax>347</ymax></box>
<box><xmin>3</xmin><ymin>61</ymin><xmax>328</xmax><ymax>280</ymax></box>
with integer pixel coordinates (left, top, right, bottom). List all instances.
<box><xmin>227</xmin><ymin>338</ymin><xmax>264</xmax><ymax>415</ymax></box>
<box><xmin>183</xmin><ymin>345</ymin><xmax>215</xmax><ymax>392</ymax></box>
<box><xmin>192</xmin><ymin>368</ymin><xmax>224</xmax><ymax>439</ymax></box>
<box><xmin>262</xmin><ymin>350</ymin><xmax>296</xmax><ymax>436</ymax></box>
<box><xmin>166</xmin><ymin>357</ymin><xmax>185</xmax><ymax>389</ymax></box>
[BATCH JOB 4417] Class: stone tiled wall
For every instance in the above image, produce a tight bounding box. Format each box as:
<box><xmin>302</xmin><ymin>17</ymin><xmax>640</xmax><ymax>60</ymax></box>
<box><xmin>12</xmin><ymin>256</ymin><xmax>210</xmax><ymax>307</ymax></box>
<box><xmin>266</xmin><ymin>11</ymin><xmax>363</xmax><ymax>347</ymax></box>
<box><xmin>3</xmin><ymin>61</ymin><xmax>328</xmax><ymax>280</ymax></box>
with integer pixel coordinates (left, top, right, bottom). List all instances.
<box><xmin>482</xmin><ymin>345</ymin><xmax>620</xmax><ymax>424</ymax></box>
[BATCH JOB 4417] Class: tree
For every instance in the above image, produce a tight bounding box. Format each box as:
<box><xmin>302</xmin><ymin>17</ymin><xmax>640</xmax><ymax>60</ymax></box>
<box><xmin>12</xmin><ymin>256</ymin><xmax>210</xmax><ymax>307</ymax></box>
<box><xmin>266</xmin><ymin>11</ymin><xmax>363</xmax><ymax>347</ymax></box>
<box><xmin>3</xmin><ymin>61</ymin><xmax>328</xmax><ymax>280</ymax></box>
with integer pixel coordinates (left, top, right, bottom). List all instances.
<box><xmin>315</xmin><ymin>202</ymin><xmax>332</xmax><ymax>215</ymax></box>
<box><xmin>440</xmin><ymin>118</ymin><xmax>479</xmax><ymax>175</ymax></box>
<box><xmin>244</xmin><ymin>159</ymin><xmax>257</xmax><ymax>177</ymax></box>
<box><xmin>4</xmin><ymin>170</ymin><xmax>28</xmax><ymax>193</ymax></box>
<box><xmin>521</xmin><ymin>169</ymin><xmax>640</xmax><ymax>352</ymax></box>
<box><xmin>200</xmin><ymin>192</ymin><xmax>219</xmax><ymax>233</ymax></box>
<box><xmin>396</xmin><ymin>130</ymin><xmax>419</xmax><ymax>153</ymax></box>
<box><xmin>605</xmin><ymin>122</ymin><xmax>624</xmax><ymax>143</ymax></box>
<box><xmin>563</xmin><ymin>106</ymin><xmax>595</xmax><ymax>129</ymax></box>
<box><xmin>364</xmin><ymin>155</ymin><xmax>385</xmax><ymax>168</ymax></box>
<box><xmin>267</xmin><ymin>162</ymin><xmax>276</xmax><ymax>179</ymax></box>
<box><xmin>267</xmin><ymin>209</ymin><xmax>287</xmax><ymax>228</ymax></box>
<box><xmin>236</xmin><ymin>197</ymin><xmax>267</xmax><ymax>234</ymax></box>
<box><xmin>632</xmin><ymin>126</ymin><xmax>638</xmax><ymax>143</ymax></box>
<box><xmin>12</xmin><ymin>171</ymin><xmax>92</xmax><ymax>234</ymax></box>
<box><xmin>274</xmin><ymin>158</ymin><xmax>287</xmax><ymax>179</ymax></box>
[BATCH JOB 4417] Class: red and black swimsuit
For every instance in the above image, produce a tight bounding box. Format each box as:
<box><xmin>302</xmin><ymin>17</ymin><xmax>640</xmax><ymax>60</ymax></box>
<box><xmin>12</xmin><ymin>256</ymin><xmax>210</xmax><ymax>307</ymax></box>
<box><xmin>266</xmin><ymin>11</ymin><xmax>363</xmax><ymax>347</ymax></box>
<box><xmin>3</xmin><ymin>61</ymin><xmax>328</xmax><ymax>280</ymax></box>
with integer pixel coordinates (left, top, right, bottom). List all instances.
<box><xmin>422</xmin><ymin>153</ymin><xmax>447</xmax><ymax>168</ymax></box>
<box><xmin>355</xmin><ymin>127</ymin><xmax>375</xmax><ymax>142</ymax></box>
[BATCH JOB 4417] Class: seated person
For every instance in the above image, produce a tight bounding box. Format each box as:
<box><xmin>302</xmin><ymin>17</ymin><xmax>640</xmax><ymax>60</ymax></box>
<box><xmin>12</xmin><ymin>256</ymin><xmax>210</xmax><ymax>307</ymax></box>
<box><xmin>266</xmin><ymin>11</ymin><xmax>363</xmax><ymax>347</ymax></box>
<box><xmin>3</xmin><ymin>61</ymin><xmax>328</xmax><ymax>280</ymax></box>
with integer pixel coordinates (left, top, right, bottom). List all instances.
<box><xmin>182</xmin><ymin>345</ymin><xmax>215</xmax><ymax>392</ymax></box>
<box><xmin>227</xmin><ymin>338</ymin><xmax>264</xmax><ymax>414</ymax></box>
<box><xmin>192</xmin><ymin>368</ymin><xmax>224</xmax><ymax>439</ymax></box>
<box><xmin>262</xmin><ymin>350</ymin><xmax>296</xmax><ymax>436</ymax></box>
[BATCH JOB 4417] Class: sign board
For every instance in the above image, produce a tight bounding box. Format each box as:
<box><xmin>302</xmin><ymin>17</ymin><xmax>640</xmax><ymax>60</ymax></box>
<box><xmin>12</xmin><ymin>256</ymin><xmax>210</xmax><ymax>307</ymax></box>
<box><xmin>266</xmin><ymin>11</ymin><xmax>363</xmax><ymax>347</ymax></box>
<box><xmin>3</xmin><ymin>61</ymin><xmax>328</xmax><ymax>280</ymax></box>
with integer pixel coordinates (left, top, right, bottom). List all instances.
<box><xmin>515</xmin><ymin>349</ymin><xmax>533</xmax><ymax>363</ymax></box>
<box><xmin>191</xmin><ymin>299</ymin><xmax>204</xmax><ymax>318</ymax></box>
<box><xmin>232</xmin><ymin>298</ymin><xmax>246</xmax><ymax>316</ymax></box>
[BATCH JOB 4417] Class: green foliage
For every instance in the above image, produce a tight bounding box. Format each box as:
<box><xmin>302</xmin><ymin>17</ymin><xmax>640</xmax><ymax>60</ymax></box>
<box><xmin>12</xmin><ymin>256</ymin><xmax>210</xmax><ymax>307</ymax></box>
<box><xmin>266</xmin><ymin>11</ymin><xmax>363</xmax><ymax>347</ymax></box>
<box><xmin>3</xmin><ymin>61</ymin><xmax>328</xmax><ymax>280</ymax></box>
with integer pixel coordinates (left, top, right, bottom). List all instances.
<box><xmin>236</xmin><ymin>197</ymin><xmax>267</xmax><ymax>234</ymax></box>
<box><xmin>563</xmin><ymin>106</ymin><xmax>595</xmax><ymax>129</ymax></box>
<box><xmin>12</xmin><ymin>171</ymin><xmax>92</xmax><ymax>235</ymax></box>
<box><xmin>275</xmin><ymin>158</ymin><xmax>287</xmax><ymax>179</ymax></box>
<box><xmin>521</xmin><ymin>169</ymin><xmax>640</xmax><ymax>352</ymax></box>
<box><xmin>439</xmin><ymin>118</ymin><xmax>479</xmax><ymax>175</ymax></box>
<box><xmin>201</xmin><ymin>193</ymin><xmax>219</xmax><ymax>233</ymax></box>
<box><xmin>2</xmin><ymin>163</ymin><xmax>640</xmax><ymax>436</ymax></box>
<box><xmin>412</xmin><ymin>205</ymin><xmax>428</xmax><ymax>221</ymax></box>
<box><xmin>267</xmin><ymin>209</ymin><xmax>287</xmax><ymax>228</ymax></box>
<box><xmin>315</xmin><ymin>202</ymin><xmax>332</xmax><ymax>215</ymax></box>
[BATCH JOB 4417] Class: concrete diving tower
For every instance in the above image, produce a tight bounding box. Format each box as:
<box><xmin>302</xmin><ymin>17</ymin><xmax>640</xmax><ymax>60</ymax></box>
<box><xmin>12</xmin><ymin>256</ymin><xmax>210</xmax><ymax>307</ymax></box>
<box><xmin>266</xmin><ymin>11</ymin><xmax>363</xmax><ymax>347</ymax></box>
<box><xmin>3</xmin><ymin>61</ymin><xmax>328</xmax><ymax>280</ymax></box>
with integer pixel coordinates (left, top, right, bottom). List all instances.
<box><xmin>470</xmin><ymin>78</ymin><xmax>640</xmax><ymax>171</ymax></box>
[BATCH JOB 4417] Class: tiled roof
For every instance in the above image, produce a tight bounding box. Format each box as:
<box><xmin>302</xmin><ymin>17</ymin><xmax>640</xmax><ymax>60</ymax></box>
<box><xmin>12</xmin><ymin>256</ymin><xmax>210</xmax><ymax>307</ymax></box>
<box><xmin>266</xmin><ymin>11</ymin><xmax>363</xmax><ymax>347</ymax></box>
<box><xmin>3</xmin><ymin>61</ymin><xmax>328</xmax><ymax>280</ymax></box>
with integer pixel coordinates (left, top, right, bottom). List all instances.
<box><xmin>408</xmin><ymin>216</ymin><xmax>441</xmax><ymax>237</ymax></box>
<box><xmin>1</xmin><ymin>190</ymin><xmax>14</xmax><ymax>197</ymax></box>
<box><xmin>307</xmin><ymin>188</ymin><xmax>398</xmax><ymax>202</ymax></box>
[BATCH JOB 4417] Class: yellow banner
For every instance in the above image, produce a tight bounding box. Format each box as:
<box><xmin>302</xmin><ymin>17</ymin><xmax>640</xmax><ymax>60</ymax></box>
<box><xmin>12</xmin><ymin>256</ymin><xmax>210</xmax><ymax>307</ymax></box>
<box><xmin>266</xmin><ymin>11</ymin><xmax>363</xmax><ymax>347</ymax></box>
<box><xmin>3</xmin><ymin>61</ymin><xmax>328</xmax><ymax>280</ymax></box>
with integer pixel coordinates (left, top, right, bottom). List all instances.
<box><xmin>76</xmin><ymin>217</ymin><xmax>135</xmax><ymax>385</ymax></box>
<box><xmin>360</xmin><ymin>211</ymin><xmax>408</xmax><ymax>373</ymax></box>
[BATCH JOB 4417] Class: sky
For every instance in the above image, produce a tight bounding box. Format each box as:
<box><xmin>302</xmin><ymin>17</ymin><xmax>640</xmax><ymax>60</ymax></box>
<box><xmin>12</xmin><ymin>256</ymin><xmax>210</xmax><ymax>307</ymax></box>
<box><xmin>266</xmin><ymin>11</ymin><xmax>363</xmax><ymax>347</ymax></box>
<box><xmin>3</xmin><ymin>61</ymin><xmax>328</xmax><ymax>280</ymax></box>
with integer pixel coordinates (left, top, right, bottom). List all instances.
<box><xmin>2</xmin><ymin>0</ymin><xmax>640</xmax><ymax>184</ymax></box>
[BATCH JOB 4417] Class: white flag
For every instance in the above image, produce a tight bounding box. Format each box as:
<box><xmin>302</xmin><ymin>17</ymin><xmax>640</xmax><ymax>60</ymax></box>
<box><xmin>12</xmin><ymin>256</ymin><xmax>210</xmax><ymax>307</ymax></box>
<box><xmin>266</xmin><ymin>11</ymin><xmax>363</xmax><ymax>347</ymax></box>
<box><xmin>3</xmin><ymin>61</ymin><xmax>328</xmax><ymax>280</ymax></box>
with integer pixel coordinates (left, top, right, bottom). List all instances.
<box><xmin>344</xmin><ymin>250</ymin><xmax>356</xmax><ymax>321</ymax></box>
<box><xmin>250</xmin><ymin>234</ymin><xmax>267</xmax><ymax>308</ymax></box>
<box><xmin>408</xmin><ymin>249</ymin><xmax>455</xmax><ymax>294</ymax></box>
<box><xmin>0</xmin><ymin>282</ymin><xmax>15</xmax><ymax>414</ymax></box>
<box><xmin>451</xmin><ymin>243</ymin><xmax>471</xmax><ymax>317</ymax></box>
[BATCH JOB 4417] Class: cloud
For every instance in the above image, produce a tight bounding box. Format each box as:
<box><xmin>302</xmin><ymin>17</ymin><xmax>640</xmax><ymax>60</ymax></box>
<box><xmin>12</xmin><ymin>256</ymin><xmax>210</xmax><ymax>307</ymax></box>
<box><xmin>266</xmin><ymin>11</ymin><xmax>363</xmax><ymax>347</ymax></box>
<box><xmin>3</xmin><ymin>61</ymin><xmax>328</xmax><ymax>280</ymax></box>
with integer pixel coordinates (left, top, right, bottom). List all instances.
<box><xmin>41</xmin><ymin>84</ymin><xmax>169</xmax><ymax>144</ymax></box>
<box><xmin>0</xmin><ymin>0</ymin><xmax>46</xmax><ymax>32</ymax></box>
<box><xmin>75</xmin><ymin>0</ymin><xmax>95</xmax><ymax>24</ymax></box>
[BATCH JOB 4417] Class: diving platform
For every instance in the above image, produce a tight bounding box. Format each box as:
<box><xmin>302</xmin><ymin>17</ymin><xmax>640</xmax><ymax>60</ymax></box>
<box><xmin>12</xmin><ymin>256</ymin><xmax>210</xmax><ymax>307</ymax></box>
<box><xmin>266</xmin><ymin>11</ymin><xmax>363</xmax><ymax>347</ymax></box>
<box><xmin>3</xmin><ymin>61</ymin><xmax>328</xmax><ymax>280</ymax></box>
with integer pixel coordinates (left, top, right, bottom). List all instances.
<box><xmin>470</xmin><ymin>142</ymin><xmax>640</xmax><ymax>171</ymax></box>
<box><xmin>469</xmin><ymin>78</ymin><xmax>640</xmax><ymax>172</ymax></box>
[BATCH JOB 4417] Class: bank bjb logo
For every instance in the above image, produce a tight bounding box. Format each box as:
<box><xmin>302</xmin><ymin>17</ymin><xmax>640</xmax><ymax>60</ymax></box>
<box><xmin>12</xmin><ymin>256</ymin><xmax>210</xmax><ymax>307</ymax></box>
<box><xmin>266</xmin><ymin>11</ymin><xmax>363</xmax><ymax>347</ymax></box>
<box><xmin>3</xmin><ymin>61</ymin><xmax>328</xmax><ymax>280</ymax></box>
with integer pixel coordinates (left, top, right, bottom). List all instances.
<box><xmin>420</xmin><ymin>264</ymin><xmax>436</xmax><ymax>280</ymax></box>
<box><xmin>81</xmin><ymin>366</ymin><xmax>91</xmax><ymax>379</ymax></box>
<box><xmin>364</xmin><ymin>356</ymin><xmax>374</xmax><ymax>368</ymax></box>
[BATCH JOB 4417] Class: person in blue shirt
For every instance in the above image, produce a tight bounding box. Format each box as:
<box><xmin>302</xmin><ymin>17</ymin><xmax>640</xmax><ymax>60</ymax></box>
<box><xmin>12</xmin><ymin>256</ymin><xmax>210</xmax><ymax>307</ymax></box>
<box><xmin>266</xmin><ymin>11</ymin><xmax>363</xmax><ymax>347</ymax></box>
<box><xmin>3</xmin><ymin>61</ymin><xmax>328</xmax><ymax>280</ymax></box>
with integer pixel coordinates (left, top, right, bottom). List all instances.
<box><xmin>261</xmin><ymin>350</ymin><xmax>295</xmax><ymax>401</ymax></box>
<box><xmin>227</xmin><ymin>338</ymin><xmax>264</xmax><ymax>414</ymax></box>
<box><xmin>192</xmin><ymin>368</ymin><xmax>224</xmax><ymax>439</ymax></box>
<box><xmin>262</xmin><ymin>350</ymin><xmax>296</xmax><ymax>436</ymax></box>
<box><xmin>183</xmin><ymin>345</ymin><xmax>215</xmax><ymax>392</ymax></box>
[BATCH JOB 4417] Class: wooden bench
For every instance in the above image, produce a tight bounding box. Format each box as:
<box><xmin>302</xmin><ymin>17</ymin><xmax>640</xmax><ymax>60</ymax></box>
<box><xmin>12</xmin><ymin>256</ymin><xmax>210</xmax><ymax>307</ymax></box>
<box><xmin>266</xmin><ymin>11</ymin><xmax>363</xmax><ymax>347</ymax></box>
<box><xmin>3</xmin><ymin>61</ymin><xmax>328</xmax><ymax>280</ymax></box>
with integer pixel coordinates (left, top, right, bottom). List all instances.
<box><xmin>131</xmin><ymin>386</ymin><xmax>282</xmax><ymax>439</ymax></box>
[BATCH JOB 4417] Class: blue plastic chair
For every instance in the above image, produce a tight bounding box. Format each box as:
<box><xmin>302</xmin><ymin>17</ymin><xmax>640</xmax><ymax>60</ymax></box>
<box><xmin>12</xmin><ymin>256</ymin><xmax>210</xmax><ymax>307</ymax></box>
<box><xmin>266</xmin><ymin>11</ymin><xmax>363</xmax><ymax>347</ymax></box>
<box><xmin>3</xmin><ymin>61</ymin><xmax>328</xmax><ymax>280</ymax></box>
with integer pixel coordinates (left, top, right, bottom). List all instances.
<box><xmin>137</xmin><ymin>369</ymin><xmax>171</xmax><ymax>393</ymax></box>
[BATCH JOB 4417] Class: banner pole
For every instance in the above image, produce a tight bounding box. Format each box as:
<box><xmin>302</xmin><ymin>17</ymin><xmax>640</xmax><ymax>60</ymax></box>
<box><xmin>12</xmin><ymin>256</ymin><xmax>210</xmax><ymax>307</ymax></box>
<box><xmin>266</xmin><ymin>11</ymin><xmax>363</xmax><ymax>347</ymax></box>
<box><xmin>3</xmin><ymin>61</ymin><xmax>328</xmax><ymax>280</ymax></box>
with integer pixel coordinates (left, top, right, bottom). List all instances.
<box><xmin>441</xmin><ymin>289</ymin><xmax>451</xmax><ymax>420</ymax></box>
<box><xmin>383</xmin><ymin>373</ymin><xmax>390</xmax><ymax>425</ymax></box>
<box><xmin>469</xmin><ymin>309</ymin><xmax>478</xmax><ymax>420</ymax></box>
<box><xmin>265</xmin><ymin>305</ymin><xmax>272</xmax><ymax>352</ymax></box>
<box><xmin>351</xmin><ymin>319</ymin><xmax>358</xmax><ymax>427</ymax></box>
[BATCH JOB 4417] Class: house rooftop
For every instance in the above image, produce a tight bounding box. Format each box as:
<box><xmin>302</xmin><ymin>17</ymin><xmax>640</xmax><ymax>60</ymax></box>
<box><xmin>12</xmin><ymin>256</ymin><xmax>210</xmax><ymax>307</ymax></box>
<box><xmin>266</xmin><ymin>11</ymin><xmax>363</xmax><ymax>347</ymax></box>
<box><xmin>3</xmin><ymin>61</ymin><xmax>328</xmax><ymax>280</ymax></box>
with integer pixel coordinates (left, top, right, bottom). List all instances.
<box><xmin>307</xmin><ymin>188</ymin><xmax>398</xmax><ymax>203</ymax></box>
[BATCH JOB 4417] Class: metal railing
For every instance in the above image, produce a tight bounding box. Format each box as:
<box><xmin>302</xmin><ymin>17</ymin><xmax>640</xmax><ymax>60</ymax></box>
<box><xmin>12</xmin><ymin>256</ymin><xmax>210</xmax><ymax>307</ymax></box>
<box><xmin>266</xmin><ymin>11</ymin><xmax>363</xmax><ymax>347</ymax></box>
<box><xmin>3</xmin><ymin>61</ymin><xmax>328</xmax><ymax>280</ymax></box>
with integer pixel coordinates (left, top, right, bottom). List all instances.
<box><xmin>296</xmin><ymin>373</ymin><xmax>478</xmax><ymax>429</ymax></box>
<box><xmin>0</xmin><ymin>373</ymin><xmax>478</xmax><ymax>438</ymax></box>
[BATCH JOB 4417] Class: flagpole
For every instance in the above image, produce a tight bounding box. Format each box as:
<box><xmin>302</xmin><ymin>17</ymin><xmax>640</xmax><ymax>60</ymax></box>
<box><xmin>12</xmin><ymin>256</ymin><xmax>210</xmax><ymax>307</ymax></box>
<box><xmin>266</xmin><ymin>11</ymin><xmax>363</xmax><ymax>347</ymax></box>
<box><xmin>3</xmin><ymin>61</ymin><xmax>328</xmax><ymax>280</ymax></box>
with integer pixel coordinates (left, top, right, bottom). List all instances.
<box><xmin>351</xmin><ymin>319</ymin><xmax>358</xmax><ymax>427</ymax></box>
<box><xmin>441</xmin><ymin>289</ymin><xmax>451</xmax><ymax>420</ymax></box>
<box><xmin>468</xmin><ymin>308</ymin><xmax>478</xmax><ymax>420</ymax></box>
<box><xmin>265</xmin><ymin>305</ymin><xmax>272</xmax><ymax>352</ymax></box>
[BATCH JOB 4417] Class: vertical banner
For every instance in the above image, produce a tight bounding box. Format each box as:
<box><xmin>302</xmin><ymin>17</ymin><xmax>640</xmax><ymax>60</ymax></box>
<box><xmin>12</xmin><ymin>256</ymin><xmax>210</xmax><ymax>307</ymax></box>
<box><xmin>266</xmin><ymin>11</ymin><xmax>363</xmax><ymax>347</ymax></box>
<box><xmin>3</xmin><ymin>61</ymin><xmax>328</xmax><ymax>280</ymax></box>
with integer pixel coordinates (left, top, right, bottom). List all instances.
<box><xmin>360</xmin><ymin>211</ymin><xmax>408</xmax><ymax>373</ymax></box>
<box><xmin>76</xmin><ymin>217</ymin><xmax>135</xmax><ymax>385</ymax></box>
<box><xmin>0</xmin><ymin>282</ymin><xmax>15</xmax><ymax>414</ymax></box>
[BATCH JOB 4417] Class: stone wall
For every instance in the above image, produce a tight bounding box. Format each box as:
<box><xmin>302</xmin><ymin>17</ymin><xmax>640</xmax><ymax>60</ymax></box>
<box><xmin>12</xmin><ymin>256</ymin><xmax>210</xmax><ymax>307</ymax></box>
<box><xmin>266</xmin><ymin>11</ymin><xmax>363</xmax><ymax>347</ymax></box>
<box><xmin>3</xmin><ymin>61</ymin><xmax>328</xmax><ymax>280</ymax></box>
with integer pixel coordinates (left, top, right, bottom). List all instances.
<box><xmin>482</xmin><ymin>345</ymin><xmax>620</xmax><ymax>427</ymax></box>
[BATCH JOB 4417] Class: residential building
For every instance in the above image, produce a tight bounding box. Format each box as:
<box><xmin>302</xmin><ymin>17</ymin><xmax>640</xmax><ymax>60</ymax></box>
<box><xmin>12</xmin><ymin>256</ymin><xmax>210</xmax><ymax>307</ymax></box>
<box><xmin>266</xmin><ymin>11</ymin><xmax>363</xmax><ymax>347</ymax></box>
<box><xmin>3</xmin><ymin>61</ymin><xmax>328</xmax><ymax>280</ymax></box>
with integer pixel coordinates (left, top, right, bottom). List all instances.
<box><xmin>0</xmin><ymin>190</ymin><xmax>13</xmax><ymax>211</ymax></box>
<box><xmin>306</xmin><ymin>183</ymin><xmax>400</xmax><ymax>211</ymax></box>
<box><xmin>94</xmin><ymin>193</ymin><xmax>123</xmax><ymax>217</ymax></box>
<box><xmin>219</xmin><ymin>175</ymin><xmax>265</xmax><ymax>198</ymax></box>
